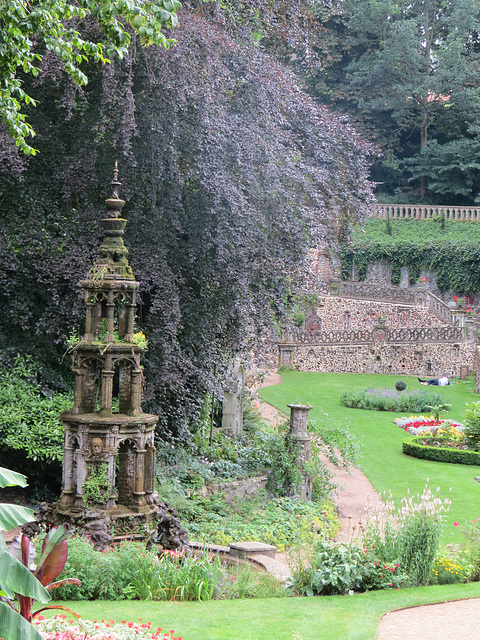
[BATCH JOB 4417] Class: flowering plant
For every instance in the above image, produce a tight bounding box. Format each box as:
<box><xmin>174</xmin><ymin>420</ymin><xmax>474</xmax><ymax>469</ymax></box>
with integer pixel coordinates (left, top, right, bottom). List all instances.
<box><xmin>132</xmin><ymin>331</ymin><xmax>148</xmax><ymax>349</ymax></box>
<box><xmin>466</xmin><ymin>307</ymin><xmax>477</xmax><ymax>316</ymax></box>
<box><xmin>454</xmin><ymin>296</ymin><xmax>467</xmax><ymax>307</ymax></box>
<box><xmin>394</xmin><ymin>415</ymin><xmax>464</xmax><ymax>436</ymax></box>
<box><xmin>34</xmin><ymin>615</ymin><xmax>181</xmax><ymax>640</ymax></box>
<box><xmin>416</xmin><ymin>277</ymin><xmax>428</xmax><ymax>284</ymax></box>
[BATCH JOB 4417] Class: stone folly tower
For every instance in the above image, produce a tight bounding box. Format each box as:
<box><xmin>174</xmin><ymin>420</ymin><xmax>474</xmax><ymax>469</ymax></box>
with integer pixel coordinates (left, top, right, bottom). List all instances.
<box><xmin>53</xmin><ymin>165</ymin><xmax>187</xmax><ymax>549</ymax></box>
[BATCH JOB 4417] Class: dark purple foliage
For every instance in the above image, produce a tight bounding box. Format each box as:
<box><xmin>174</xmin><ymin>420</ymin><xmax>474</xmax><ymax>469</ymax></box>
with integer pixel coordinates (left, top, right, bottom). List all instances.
<box><xmin>0</xmin><ymin>6</ymin><xmax>374</xmax><ymax>436</ymax></box>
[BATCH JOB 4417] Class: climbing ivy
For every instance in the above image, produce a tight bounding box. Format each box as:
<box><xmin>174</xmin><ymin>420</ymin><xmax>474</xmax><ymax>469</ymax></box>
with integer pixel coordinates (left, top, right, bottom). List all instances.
<box><xmin>341</xmin><ymin>219</ymin><xmax>480</xmax><ymax>294</ymax></box>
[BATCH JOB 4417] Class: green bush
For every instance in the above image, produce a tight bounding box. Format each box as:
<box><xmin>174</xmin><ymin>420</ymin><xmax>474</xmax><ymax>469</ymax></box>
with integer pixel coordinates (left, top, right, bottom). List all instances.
<box><xmin>0</xmin><ymin>356</ymin><xmax>71</xmax><ymax>493</ymax></box>
<box><xmin>395</xmin><ymin>380</ymin><xmax>407</xmax><ymax>391</ymax></box>
<box><xmin>464</xmin><ymin>401</ymin><xmax>480</xmax><ymax>451</ymax></box>
<box><xmin>431</xmin><ymin>555</ymin><xmax>470</xmax><ymax>585</ymax></box>
<box><xmin>50</xmin><ymin>537</ymin><xmax>222</xmax><ymax>602</ymax></box>
<box><xmin>49</xmin><ymin>535</ymin><xmax>284</xmax><ymax>601</ymax></box>
<box><xmin>456</xmin><ymin>520</ymin><xmax>480</xmax><ymax>581</ymax></box>
<box><xmin>340</xmin><ymin>387</ymin><xmax>444</xmax><ymax>413</ymax></box>
<box><xmin>403</xmin><ymin>438</ymin><xmax>480</xmax><ymax>465</ymax></box>
<box><xmin>291</xmin><ymin>540</ymin><xmax>407</xmax><ymax>596</ymax></box>
<box><xmin>363</xmin><ymin>483</ymin><xmax>449</xmax><ymax>586</ymax></box>
<box><xmin>292</xmin><ymin>481</ymin><xmax>450</xmax><ymax>594</ymax></box>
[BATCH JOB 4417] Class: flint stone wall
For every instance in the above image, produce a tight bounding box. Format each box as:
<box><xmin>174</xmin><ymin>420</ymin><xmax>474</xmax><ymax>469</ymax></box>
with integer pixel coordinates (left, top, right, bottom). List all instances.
<box><xmin>295</xmin><ymin>342</ymin><xmax>473</xmax><ymax>377</ymax></box>
<box><xmin>310</xmin><ymin>296</ymin><xmax>447</xmax><ymax>332</ymax></box>
<box><xmin>281</xmin><ymin>296</ymin><xmax>476</xmax><ymax>377</ymax></box>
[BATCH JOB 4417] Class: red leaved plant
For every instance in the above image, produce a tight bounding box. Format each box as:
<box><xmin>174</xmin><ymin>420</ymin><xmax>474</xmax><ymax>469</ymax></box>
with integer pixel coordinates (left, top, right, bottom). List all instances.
<box><xmin>8</xmin><ymin>525</ymin><xmax>82</xmax><ymax>624</ymax></box>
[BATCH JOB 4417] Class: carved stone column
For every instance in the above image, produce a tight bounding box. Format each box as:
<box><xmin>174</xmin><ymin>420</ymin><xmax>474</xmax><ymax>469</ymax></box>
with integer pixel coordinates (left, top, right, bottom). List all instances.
<box><xmin>130</xmin><ymin>370</ymin><xmax>143</xmax><ymax>416</ymax></box>
<box><xmin>83</xmin><ymin>300</ymin><xmax>95</xmax><ymax>342</ymax></box>
<box><xmin>133</xmin><ymin>448</ymin><xmax>147</xmax><ymax>508</ymax></box>
<box><xmin>58</xmin><ymin>433</ymin><xmax>75</xmax><ymax>508</ymax></box>
<box><xmin>72</xmin><ymin>368</ymin><xmax>84</xmax><ymax>415</ymax></box>
<box><xmin>144</xmin><ymin>446</ymin><xmax>155</xmax><ymax>504</ymax></box>
<box><xmin>105</xmin><ymin>290</ymin><xmax>115</xmax><ymax>342</ymax></box>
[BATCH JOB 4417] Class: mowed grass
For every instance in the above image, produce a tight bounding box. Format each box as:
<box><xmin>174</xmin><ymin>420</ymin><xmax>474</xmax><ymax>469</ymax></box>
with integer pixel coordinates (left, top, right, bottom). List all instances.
<box><xmin>49</xmin><ymin>583</ymin><xmax>480</xmax><ymax>640</ymax></box>
<box><xmin>259</xmin><ymin>371</ymin><xmax>480</xmax><ymax>541</ymax></box>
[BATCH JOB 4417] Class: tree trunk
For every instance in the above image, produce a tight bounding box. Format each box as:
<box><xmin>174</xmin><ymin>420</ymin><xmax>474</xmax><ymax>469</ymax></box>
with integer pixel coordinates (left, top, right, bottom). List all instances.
<box><xmin>420</xmin><ymin>108</ymin><xmax>428</xmax><ymax>198</ymax></box>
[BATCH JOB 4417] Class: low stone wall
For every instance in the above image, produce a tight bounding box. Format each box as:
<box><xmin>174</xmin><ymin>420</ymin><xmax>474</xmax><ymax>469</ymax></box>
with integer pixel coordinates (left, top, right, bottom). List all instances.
<box><xmin>200</xmin><ymin>475</ymin><xmax>268</xmax><ymax>501</ymax></box>
<box><xmin>302</xmin><ymin>295</ymin><xmax>450</xmax><ymax>334</ymax></box>
<box><xmin>294</xmin><ymin>341</ymin><xmax>474</xmax><ymax>377</ymax></box>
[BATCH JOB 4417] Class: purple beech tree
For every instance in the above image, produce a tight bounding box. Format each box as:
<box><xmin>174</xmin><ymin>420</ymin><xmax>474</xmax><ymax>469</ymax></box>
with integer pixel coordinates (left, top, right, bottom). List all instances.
<box><xmin>0</xmin><ymin>4</ymin><xmax>374</xmax><ymax>437</ymax></box>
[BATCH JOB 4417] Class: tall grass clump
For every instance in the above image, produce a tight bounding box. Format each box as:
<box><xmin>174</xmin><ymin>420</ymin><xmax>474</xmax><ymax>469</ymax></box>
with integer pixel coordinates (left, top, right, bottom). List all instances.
<box><xmin>363</xmin><ymin>482</ymin><xmax>451</xmax><ymax>585</ymax></box>
<box><xmin>340</xmin><ymin>387</ymin><xmax>445</xmax><ymax>413</ymax></box>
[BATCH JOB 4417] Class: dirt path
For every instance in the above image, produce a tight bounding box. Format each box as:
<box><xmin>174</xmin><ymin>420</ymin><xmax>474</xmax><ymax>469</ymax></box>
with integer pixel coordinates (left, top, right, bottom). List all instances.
<box><xmin>253</xmin><ymin>371</ymin><xmax>480</xmax><ymax>640</ymax></box>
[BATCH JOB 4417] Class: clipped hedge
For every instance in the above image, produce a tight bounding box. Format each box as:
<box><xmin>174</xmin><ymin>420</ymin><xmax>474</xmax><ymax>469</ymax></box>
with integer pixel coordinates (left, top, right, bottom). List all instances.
<box><xmin>403</xmin><ymin>438</ymin><xmax>480</xmax><ymax>466</ymax></box>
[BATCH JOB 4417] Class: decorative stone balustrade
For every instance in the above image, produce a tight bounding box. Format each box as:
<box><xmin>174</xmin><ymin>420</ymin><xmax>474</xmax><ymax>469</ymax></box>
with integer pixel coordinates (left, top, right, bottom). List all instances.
<box><xmin>370</xmin><ymin>204</ymin><xmax>480</xmax><ymax>221</ymax></box>
<box><xmin>291</xmin><ymin>326</ymin><xmax>464</xmax><ymax>346</ymax></box>
<box><xmin>426</xmin><ymin>291</ymin><xmax>454</xmax><ymax>323</ymax></box>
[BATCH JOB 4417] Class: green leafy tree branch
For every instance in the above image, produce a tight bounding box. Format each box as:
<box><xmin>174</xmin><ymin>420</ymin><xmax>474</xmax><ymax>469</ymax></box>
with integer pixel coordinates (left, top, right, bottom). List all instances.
<box><xmin>0</xmin><ymin>0</ymin><xmax>181</xmax><ymax>155</ymax></box>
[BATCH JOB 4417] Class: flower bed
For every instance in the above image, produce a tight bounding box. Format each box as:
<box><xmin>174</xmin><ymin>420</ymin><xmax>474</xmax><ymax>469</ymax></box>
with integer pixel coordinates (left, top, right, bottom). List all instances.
<box><xmin>34</xmin><ymin>615</ymin><xmax>181</xmax><ymax>640</ymax></box>
<box><xmin>394</xmin><ymin>415</ymin><xmax>465</xmax><ymax>436</ymax></box>
<box><xmin>340</xmin><ymin>388</ymin><xmax>445</xmax><ymax>412</ymax></box>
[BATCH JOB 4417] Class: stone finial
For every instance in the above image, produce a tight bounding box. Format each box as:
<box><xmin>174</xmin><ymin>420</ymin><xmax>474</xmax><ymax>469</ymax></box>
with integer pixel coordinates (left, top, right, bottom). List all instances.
<box><xmin>105</xmin><ymin>161</ymin><xmax>125</xmax><ymax>218</ymax></box>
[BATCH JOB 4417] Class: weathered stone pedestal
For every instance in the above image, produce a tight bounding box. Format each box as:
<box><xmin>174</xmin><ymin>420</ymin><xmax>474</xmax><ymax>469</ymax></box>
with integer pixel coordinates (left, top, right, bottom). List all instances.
<box><xmin>287</xmin><ymin>403</ymin><xmax>313</xmax><ymax>500</ymax></box>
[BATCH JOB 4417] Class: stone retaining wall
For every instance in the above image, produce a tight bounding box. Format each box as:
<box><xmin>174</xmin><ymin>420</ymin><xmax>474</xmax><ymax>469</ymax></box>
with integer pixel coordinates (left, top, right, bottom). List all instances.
<box><xmin>295</xmin><ymin>342</ymin><xmax>474</xmax><ymax>377</ymax></box>
<box><xmin>305</xmin><ymin>295</ymin><xmax>448</xmax><ymax>332</ymax></box>
<box><xmin>277</xmin><ymin>292</ymin><xmax>477</xmax><ymax>376</ymax></box>
<box><xmin>200</xmin><ymin>475</ymin><xmax>268</xmax><ymax>501</ymax></box>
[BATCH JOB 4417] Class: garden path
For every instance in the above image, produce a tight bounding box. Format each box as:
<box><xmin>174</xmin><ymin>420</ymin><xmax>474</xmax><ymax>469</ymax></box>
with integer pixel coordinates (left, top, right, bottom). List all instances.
<box><xmin>255</xmin><ymin>371</ymin><xmax>480</xmax><ymax>640</ymax></box>
<box><xmin>255</xmin><ymin>371</ymin><xmax>383</xmax><ymax>543</ymax></box>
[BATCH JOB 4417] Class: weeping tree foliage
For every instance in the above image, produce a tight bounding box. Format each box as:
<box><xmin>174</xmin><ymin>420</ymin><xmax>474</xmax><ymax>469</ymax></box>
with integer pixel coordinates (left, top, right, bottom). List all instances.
<box><xmin>0</xmin><ymin>0</ymin><xmax>181</xmax><ymax>155</ymax></box>
<box><xmin>0</xmin><ymin>2</ymin><xmax>374</xmax><ymax>437</ymax></box>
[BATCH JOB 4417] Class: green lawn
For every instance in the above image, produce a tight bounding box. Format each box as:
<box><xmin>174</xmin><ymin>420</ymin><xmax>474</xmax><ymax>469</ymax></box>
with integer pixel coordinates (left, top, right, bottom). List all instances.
<box><xmin>50</xmin><ymin>583</ymin><xmax>480</xmax><ymax>640</ymax></box>
<box><xmin>45</xmin><ymin>372</ymin><xmax>480</xmax><ymax>639</ymax></box>
<box><xmin>259</xmin><ymin>371</ymin><xmax>480</xmax><ymax>542</ymax></box>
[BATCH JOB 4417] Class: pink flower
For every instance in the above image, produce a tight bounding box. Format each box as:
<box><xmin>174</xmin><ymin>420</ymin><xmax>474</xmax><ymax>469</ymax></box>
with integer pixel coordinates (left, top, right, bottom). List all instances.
<box><xmin>454</xmin><ymin>522</ymin><xmax>459</xmax><ymax>527</ymax></box>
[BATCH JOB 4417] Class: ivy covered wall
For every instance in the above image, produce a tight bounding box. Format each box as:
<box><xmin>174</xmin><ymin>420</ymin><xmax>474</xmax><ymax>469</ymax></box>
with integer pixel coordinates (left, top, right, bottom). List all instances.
<box><xmin>341</xmin><ymin>219</ymin><xmax>480</xmax><ymax>295</ymax></box>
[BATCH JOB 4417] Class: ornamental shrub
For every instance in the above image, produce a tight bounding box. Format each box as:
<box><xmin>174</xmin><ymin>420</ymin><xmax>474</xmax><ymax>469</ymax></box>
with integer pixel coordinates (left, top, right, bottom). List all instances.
<box><xmin>0</xmin><ymin>356</ymin><xmax>71</xmax><ymax>494</ymax></box>
<box><xmin>291</xmin><ymin>540</ymin><xmax>407</xmax><ymax>595</ymax></box>
<box><xmin>363</xmin><ymin>483</ymin><xmax>450</xmax><ymax>586</ymax></box>
<box><xmin>50</xmin><ymin>537</ymin><xmax>222</xmax><ymax>602</ymax></box>
<box><xmin>456</xmin><ymin>520</ymin><xmax>480</xmax><ymax>581</ymax></box>
<box><xmin>395</xmin><ymin>380</ymin><xmax>407</xmax><ymax>391</ymax></box>
<box><xmin>340</xmin><ymin>387</ymin><xmax>445</xmax><ymax>413</ymax></box>
<box><xmin>464</xmin><ymin>401</ymin><xmax>480</xmax><ymax>450</ymax></box>
<box><xmin>431</xmin><ymin>555</ymin><xmax>469</xmax><ymax>585</ymax></box>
